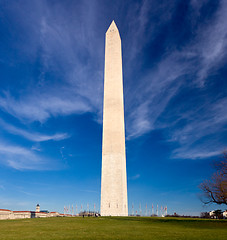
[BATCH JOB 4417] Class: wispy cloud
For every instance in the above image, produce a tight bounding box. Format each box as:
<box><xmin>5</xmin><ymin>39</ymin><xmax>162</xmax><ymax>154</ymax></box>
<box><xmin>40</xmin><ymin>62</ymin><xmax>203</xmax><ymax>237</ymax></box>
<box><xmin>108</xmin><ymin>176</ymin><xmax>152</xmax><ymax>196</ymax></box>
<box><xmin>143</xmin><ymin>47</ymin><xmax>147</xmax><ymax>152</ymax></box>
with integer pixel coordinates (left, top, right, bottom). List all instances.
<box><xmin>124</xmin><ymin>0</ymin><xmax>227</xmax><ymax>158</ymax></box>
<box><xmin>0</xmin><ymin>118</ymin><xmax>69</xmax><ymax>142</ymax></box>
<box><xmin>124</xmin><ymin>0</ymin><xmax>175</xmax><ymax>66</ymax></box>
<box><xmin>17</xmin><ymin>190</ymin><xmax>40</xmax><ymax>197</ymax></box>
<box><xmin>31</xmin><ymin>144</ymin><xmax>42</xmax><ymax>152</ymax></box>
<box><xmin>0</xmin><ymin>0</ymin><xmax>226</xmax><ymax>162</ymax></box>
<box><xmin>195</xmin><ymin>1</ymin><xmax>227</xmax><ymax>86</ymax></box>
<box><xmin>173</xmin><ymin>148</ymin><xmax>221</xmax><ymax>160</ymax></box>
<box><xmin>169</xmin><ymin>97</ymin><xmax>227</xmax><ymax>159</ymax></box>
<box><xmin>0</xmin><ymin>142</ymin><xmax>58</xmax><ymax>170</ymax></box>
<box><xmin>0</xmin><ymin>0</ymin><xmax>104</xmax><ymax>123</ymax></box>
<box><xmin>126</xmin><ymin>0</ymin><xmax>227</xmax><ymax>135</ymax></box>
<box><xmin>126</xmin><ymin>51</ymin><xmax>187</xmax><ymax>139</ymax></box>
<box><xmin>0</xmin><ymin>90</ymin><xmax>93</xmax><ymax>123</ymax></box>
<box><xmin>129</xmin><ymin>174</ymin><xmax>141</xmax><ymax>180</ymax></box>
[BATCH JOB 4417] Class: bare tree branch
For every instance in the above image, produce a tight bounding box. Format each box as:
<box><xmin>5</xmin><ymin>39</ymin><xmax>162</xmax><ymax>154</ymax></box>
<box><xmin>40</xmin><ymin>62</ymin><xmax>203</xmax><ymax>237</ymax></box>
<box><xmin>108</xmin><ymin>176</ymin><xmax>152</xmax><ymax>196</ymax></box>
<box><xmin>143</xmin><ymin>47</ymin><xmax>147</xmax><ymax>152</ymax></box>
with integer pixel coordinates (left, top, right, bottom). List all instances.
<box><xmin>199</xmin><ymin>151</ymin><xmax>227</xmax><ymax>205</ymax></box>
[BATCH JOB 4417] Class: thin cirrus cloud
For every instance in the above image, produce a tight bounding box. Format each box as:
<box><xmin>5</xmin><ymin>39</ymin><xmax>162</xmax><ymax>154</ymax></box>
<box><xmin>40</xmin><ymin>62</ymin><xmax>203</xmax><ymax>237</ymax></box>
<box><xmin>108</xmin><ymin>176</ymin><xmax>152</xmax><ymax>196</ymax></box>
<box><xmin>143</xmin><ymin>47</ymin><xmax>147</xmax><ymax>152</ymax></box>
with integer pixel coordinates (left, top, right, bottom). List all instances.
<box><xmin>124</xmin><ymin>0</ymin><xmax>227</xmax><ymax>159</ymax></box>
<box><xmin>0</xmin><ymin>142</ymin><xmax>54</xmax><ymax>170</ymax></box>
<box><xmin>0</xmin><ymin>0</ymin><xmax>226</xmax><ymax>163</ymax></box>
<box><xmin>0</xmin><ymin>118</ymin><xmax>69</xmax><ymax>142</ymax></box>
<box><xmin>169</xmin><ymin>97</ymin><xmax>227</xmax><ymax>159</ymax></box>
<box><xmin>0</xmin><ymin>0</ymin><xmax>103</xmax><ymax>123</ymax></box>
<box><xmin>129</xmin><ymin>174</ymin><xmax>141</xmax><ymax>180</ymax></box>
<box><xmin>125</xmin><ymin>0</ymin><xmax>227</xmax><ymax>138</ymax></box>
<box><xmin>0</xmin><ymin>0</ymin><xmax>103</xmax><ymax>171</ymax></box>
<box><xmin>0</xmin><ymin>90</ymin><xmax>93</xmax><ymax>123</ymax></box>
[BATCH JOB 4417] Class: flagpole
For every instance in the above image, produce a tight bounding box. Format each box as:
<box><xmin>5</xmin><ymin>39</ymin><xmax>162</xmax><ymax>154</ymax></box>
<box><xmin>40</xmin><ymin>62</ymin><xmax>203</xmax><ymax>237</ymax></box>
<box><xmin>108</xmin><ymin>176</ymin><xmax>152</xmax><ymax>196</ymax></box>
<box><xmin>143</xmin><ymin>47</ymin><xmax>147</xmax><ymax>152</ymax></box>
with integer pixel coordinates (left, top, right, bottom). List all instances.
<box><xmin>139</xmin><ymin>203</ymin><xmax>142</xmax><ymax>216</ymax></box>
<box><xmin>146</xmin><ymin>203</ymin><xmax>147</xmax><ymax>216</ymax></box>
<box><xmin>157</xmin><ymin>204</ymin><xmax>158</xmax><ymax>216</ymax></box>
<box><xmin>132</xmin><ymin>203</ymin><xmax>134</xmax><ymax>216</ymax></box>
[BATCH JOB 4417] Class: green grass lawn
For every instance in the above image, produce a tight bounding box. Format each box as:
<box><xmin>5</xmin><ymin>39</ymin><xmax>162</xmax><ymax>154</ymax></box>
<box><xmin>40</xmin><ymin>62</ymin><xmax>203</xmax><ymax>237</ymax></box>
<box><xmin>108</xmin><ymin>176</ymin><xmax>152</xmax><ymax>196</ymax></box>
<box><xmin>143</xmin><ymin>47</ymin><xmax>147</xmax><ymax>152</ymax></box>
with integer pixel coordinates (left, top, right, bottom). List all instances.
<box><xmin>0</xmin><ymin>217</ymin><xmax>226</xmax><ymax>240</ymax></box>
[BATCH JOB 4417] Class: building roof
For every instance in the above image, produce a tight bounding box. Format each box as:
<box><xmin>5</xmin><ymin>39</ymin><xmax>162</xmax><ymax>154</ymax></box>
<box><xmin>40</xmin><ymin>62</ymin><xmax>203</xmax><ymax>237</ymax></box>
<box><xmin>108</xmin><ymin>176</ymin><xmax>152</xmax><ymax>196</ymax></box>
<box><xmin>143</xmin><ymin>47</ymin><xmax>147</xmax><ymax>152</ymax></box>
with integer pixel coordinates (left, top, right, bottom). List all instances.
<box><xmin>0</xmin><ymin>209</ymin><xmax>11</xmax><ymax>212</ymax></box>
<box><xmin>13</xmin><ymin>211</ymin><xmax>31</xmax><ymax>213</ymax></box>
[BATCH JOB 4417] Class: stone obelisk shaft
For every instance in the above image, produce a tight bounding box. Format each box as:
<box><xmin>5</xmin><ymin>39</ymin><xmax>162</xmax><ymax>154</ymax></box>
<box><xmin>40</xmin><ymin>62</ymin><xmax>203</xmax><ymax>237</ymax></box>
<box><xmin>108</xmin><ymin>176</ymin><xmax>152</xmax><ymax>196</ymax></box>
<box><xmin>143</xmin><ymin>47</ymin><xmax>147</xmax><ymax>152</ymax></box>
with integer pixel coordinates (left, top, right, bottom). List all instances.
<box><xmin>101</xmin><ymin>21</ymin><xmax>128</xmax><ymax>216</ymax></box>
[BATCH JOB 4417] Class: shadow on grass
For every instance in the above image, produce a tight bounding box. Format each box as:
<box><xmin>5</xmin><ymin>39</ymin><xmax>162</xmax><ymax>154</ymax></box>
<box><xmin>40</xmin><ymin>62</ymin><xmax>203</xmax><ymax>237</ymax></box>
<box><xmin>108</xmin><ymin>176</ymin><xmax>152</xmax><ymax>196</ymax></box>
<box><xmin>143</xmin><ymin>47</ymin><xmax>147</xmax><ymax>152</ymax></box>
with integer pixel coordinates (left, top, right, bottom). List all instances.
<box><xmin>100</xmin><ymin>216</ymin><xmax>227</xmax><ymax>228</ymax></box>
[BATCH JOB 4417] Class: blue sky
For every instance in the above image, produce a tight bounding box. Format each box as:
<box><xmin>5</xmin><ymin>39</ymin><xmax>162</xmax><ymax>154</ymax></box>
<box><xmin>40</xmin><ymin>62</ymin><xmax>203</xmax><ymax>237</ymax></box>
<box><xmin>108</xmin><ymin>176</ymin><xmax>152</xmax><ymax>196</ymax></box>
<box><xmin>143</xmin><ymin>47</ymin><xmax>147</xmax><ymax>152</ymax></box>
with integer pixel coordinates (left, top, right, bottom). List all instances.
<box><xmin>0</xmin><ymin>0</ymin><xmax>227</xmax><ymax>216</ymax></box>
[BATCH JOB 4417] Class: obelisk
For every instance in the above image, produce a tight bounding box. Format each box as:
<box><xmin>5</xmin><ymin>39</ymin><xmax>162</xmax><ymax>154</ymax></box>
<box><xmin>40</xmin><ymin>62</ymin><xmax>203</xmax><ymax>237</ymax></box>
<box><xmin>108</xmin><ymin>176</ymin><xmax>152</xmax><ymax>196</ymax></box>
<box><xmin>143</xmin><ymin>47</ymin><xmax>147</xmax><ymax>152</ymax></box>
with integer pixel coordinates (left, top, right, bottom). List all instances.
<box><xmin>101</xmin><ymin>20</ymin><xmax>128</xmax><ymax>216</ymax></box>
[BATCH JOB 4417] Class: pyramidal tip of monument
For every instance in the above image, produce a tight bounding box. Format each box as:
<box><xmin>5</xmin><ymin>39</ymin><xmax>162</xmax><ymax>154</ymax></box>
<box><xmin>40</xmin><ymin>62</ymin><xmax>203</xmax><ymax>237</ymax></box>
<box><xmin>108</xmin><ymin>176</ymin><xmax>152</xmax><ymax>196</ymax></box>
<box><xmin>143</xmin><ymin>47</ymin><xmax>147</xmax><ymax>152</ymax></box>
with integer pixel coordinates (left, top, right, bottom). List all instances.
<box><xmin>107</xmin><ymin>20</ymin><xmax>118</xmax><ymax>33</ymax></box>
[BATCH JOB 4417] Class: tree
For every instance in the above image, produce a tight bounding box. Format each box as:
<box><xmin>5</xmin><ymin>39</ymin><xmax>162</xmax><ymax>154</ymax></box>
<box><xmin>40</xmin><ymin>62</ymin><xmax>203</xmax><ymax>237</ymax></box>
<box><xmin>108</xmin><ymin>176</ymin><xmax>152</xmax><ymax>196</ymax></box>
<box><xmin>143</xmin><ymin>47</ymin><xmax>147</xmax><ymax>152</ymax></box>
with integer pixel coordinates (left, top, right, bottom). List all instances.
<box><xmin>213</xmin><ymin>210</ymin><xmax>223</xmax><ymax>219</ymax></box>
<box><xmin>200</xmin><ymin>212</ymin><xmax>210</xmax><ymax>218</ymax></box>
<box><xmin>199</xmin><ymin>152</ymin><xmax>227</xmax><ymax>205</ymax></box>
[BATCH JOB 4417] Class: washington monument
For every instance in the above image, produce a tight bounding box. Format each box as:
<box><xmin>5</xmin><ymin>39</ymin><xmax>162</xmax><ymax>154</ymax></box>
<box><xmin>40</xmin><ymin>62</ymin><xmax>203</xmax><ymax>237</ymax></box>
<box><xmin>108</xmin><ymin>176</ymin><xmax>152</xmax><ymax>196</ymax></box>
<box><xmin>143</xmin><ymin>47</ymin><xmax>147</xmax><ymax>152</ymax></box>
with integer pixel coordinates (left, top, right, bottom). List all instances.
<box><xmin>100</xmin><ymin>21</ymin><xmax>128</xmax><ymax>216</ymax></box>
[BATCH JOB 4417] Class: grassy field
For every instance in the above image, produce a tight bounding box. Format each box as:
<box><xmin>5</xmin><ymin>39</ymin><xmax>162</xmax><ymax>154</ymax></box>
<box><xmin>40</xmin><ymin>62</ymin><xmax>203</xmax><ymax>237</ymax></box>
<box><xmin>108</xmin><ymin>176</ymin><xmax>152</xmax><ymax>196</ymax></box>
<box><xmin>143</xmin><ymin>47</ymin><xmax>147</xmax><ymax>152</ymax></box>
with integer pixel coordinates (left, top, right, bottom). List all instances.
<box><xmin>0</xmin><ymin>217</ymin><xmax>226</xmax><ymax>240</ymax></box>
